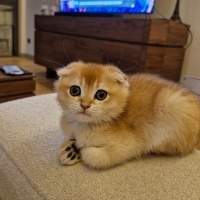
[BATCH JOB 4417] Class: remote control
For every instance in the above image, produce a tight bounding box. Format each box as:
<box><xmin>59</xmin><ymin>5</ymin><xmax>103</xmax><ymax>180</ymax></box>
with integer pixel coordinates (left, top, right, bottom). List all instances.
<box><xmin>2</xmin><ymin>65</ymin><xmax>24</xmax><ymax>75</ymax></box>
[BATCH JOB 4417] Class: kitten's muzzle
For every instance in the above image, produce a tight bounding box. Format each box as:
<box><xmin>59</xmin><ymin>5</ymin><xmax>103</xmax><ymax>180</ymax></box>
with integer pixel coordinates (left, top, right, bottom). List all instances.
<box><xmin>80</xmin><ymin>104</ymin><xmax>90</xmax><ymax>111</ymax></box>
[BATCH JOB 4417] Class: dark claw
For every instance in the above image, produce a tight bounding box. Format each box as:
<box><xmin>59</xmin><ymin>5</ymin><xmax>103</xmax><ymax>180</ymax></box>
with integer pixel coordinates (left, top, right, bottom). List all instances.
<box><xmin>71</xmin><ymin>154</ymin><xmax>76</xmax><ymax>160</ymax></box>
<box><xmin>65</xmin><ymin>147</ymin><xmax>71</xmax><ymax>151</ymax></box>
<box><xmin>70</xmin><ymin>139</ymin><xmax>76</xmax><ymax>141</ymax></box>
<box><xmin>72</xmin><ymin>143</ymin><xmax>79</xmax><ymax>154</ymax></box>
<box><xmin>67</xmin><ymin>152</ymin><xmax>72</xmax><ymax>158</ymax></box>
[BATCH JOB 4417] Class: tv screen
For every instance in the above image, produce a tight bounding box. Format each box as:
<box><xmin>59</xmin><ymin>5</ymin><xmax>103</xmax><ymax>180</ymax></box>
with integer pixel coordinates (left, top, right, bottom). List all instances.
<box><xmin>59</xmin><ymin>0</ymin><xmax>155</xmax><ymax>14</ymax></box>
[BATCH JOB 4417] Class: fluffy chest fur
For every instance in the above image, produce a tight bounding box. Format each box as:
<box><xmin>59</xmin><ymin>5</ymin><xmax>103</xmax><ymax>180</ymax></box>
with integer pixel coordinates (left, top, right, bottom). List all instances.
<box><xmin>68</xmin><ymin>121</ymin><xmax>108</xmax><ymax>148</ymax></box>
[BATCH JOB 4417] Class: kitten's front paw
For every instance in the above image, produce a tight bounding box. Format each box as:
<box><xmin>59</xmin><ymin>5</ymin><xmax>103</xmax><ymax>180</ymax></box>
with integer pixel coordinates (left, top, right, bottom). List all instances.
<box><xmin>81</xmin><ymin>147</ymin><xmax>110</xmax><ymax>169</ymax></box>
<box><xmin>59</xmin><ymin>139</ymin><xmax>81</xmax><ymax>165</ymax></box>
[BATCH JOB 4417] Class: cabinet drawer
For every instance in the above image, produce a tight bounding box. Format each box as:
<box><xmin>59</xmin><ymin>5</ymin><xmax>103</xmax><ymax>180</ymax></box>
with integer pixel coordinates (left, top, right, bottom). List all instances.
<box><xmin>53</xmin><ymin>34</ymin><xmax>103</xmax><ymax>66</ymax></box>
<box><xmin>35</xmin><ymin>31</ymin><xmax>54</xmax><ymax>68</ymax></box>
<box><xmin>0</xmin><ymin>79</ymin><xmax>35</xmax><ymax>97</ymax></box>
<box><xmin>51</xmin><ymin>32</ymin><xmax>142</xmax><ymax>74</ymax></box>
<box><xmin>36</xmin><ymin>32</ymin><xmax>143</xmax><ymax>74</ymax></box>
<box><xmin>35</xmin><ymin>16</ymin><xmax>189</xmax><ymax>46</ymax></box>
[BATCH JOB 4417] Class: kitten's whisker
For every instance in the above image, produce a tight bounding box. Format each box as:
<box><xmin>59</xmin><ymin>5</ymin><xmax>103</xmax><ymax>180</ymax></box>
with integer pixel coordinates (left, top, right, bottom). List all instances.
<box><xmin>116</xmin><ymin>114</ymin><xmax>130</xmax><ymax>122</ymax></box>
<box><xmin>98</xmin><ymin>113</ymin><xmax>120</xmax><ymax>131</ymax></box>
<box><xmin>76</xmin><ymin>51</ymin><xmax>83</xmax><ymax>61</ymax></box>
<box><xmin>63</xmin><ymin>39</ymin><xmax>72</xmax><ymax>63</ymax></box>
<box><xmin>122</xmin><ymin>61</ymin><xmax>139</xmax><ymax>72</ymax></box>
<box><xmin>41</xmin><ymin>57</ymin><xmax>64</xmax><ymax>68</ymax></box>
<box><xmin>102</xmin><ymin>111</ymin><xmax>130</xmax><ymax>130</ymax></box>
<box><xmin>116</xmin><ymin>49</ymin><xmax>124</xmax><ymax>66</ymax></box>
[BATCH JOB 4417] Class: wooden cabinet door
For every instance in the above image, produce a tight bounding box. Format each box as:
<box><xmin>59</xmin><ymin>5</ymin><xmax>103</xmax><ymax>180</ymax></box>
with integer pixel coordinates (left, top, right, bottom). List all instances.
<box><xmin>35</xmin><ymin>31</ymin><xmax>142</xmax><ymax>74</ymax></box>
<box><xmin>35</xmin><ymin>31</ymin><xmax>54</xmax><ymax>68</ymax></box>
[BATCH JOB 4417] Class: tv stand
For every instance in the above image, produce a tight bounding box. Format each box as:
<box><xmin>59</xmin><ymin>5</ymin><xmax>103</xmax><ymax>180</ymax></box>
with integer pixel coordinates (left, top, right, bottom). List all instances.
<box><xmin>34</xmin><ymin>15</ymin><xmax>189</xmax><ymax>82</ymax></box>
<box><xmin>55</xmin><ymin>12</ymin><xmax>122</xmax><ymax>18</ymax></box>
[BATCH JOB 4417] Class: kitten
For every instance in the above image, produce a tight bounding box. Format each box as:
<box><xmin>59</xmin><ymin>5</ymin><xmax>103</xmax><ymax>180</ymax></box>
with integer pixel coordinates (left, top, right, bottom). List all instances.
<box><xmin>55</xmin><ymin>61</ymin><xmax>200</xmax><ymax>169</ymax></box>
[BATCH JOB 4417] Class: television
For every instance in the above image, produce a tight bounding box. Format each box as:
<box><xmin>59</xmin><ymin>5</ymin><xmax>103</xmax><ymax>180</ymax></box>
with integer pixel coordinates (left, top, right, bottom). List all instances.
<box><xmin>58</xmin><ymin>0</ymin><xmax>155</xmax><ymax>15</ymax></box>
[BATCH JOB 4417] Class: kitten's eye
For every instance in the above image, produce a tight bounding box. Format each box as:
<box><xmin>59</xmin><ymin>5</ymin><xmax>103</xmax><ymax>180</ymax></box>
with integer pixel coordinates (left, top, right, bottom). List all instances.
<box><xmin>70</xmin><ymin>86</ymin><xmax>81</xmax><ymax>96</ymax></box>
<box><xmin>95</xmin><ymin>90</ymin><xmax>107</xmax><ymax>101</ymax></box>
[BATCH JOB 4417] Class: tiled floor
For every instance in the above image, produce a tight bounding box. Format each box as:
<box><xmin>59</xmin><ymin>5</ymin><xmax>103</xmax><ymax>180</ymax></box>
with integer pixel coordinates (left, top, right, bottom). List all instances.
<box><xmin>0</xmin><ymin>56</ymin><xmax>55</xmax><ymax>96</ymax></box>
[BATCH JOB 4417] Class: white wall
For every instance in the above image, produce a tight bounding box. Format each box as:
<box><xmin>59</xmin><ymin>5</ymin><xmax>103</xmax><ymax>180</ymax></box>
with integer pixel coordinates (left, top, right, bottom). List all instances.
<box><xmin>18</xmin><ymin>0</ymin><xmax>53</xmax><ymax>56</ymax></box>
<box><xmin>179</xmin><ymin>0</ymin><xmax>200</xmax><ymax>80</ymax></box>
<box><xmin>25</xmin><ymin>0</ymin><xmax>41</xmax><ymax>55</ymax></box>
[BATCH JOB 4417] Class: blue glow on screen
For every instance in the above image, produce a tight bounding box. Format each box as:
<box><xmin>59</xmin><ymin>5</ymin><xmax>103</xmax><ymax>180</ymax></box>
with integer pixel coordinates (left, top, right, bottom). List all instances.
<box><xmin>59</xmin><ymin>0</ymin><xmax>155</xmax><ymax>14</ymax></box>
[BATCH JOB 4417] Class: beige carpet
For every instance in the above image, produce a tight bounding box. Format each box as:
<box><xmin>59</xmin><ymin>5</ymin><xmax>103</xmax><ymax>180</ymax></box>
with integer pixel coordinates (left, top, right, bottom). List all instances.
<box><xmin>0</xmin><ymin>93</ymin><xmax>200</xmax><ymax>200</ymax></box>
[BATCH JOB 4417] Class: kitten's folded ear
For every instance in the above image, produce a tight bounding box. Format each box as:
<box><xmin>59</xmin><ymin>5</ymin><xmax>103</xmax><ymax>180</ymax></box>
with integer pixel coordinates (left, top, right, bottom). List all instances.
<box><xmin>57</xmin><ymin>67</ymin><xmax>70</xmax><ymax>77</ymax></box>
<box><xmin>107</xmin><ymin>66</ymin><xmax>129</xmax><ymax>87</ymax></box>
<box><xmin>115</xmin><ymin>72</ymin><xmax>129</xmax><ymax>87</ymax></box>
<box><xmin>57</xmin><ymin>61</ymin><xmax>84</xmax><ymax>77</ymax></box>
<box><xmin>57</xmin><ymin>63</ymin><xmax>75</xmax><ymax>77</ymax></box>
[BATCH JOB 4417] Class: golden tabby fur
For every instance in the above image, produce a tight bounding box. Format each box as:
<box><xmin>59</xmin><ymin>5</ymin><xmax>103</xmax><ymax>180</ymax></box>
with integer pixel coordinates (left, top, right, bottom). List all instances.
<box><xmin>55</xmin><ymin>61</ymin><xmax>200</xmax><ymax>169</ymax></box>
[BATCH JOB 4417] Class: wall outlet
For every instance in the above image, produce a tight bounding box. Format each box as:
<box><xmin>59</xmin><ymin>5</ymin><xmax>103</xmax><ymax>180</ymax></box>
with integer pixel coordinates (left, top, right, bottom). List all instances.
<box><xmin>181</xmin><ymin>76</ymin><xmax>200</xmax><ymax>95</ymax></box>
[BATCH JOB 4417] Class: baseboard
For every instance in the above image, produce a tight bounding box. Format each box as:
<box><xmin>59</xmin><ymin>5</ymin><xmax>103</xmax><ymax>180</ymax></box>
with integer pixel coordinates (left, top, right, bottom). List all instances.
<box><xmin>19</xmin><ymin>54</ymin><xmax>34</xmax><ymax>60</ymax></box>
<box><xmin>181</xmin><ymin>76</ymin><xmax>200</xmax><ymax>96</ymax></box>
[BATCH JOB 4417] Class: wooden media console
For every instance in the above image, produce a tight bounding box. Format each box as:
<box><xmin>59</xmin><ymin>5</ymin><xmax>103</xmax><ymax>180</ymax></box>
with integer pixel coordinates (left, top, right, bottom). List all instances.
<box><xmin>34</xmin><ymin>15</ymin><xmax>189</xmax><ymax>82</ymax></box>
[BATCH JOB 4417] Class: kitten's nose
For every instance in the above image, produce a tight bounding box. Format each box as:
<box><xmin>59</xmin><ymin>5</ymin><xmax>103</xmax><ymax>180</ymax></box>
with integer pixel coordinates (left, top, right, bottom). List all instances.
<box><xmin>81</xmin><ymin>104</ymin><xmax>90</xmax><ymax>111</ymax></box>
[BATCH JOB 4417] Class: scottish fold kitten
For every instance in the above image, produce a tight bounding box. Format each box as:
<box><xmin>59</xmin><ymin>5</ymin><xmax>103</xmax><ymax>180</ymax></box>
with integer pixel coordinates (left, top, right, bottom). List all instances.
<box><xmin>55</xmin><ymin>61</ymin><xmax>200</xmax><ymax>169</ymax></box>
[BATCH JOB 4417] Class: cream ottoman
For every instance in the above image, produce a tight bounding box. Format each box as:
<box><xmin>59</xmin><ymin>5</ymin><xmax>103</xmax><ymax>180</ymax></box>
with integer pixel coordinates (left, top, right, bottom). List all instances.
<box><xmin>0</xmin><ymin>94</ymin><xmax>200</xmax><ymax>200</ymax></box>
